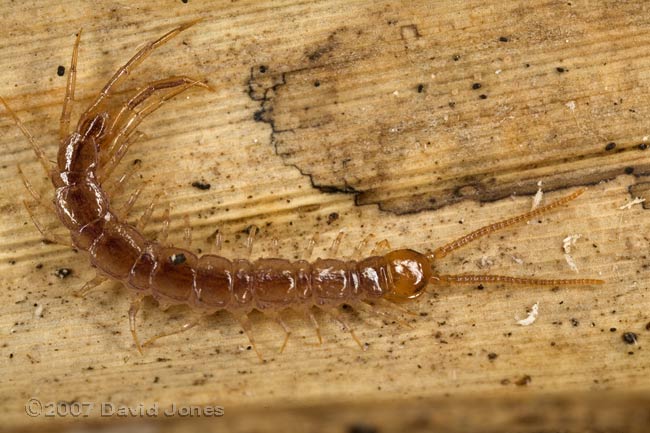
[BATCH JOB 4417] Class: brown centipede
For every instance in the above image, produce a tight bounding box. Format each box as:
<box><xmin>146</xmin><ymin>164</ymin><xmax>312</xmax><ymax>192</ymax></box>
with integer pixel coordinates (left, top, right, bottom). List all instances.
<box><xmin>1</xmin><ymin>21</ymin><xmax>604</xmax><ymax>361</ymax></box>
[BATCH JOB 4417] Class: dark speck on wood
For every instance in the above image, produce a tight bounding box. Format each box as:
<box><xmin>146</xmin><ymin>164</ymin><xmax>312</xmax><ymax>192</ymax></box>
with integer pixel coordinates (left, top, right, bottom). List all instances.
<box><xmin>622</xmin><ymin>332</ymin><xmax>638</xmax><ymax>345</ymax></box>
<box><xmin>191</xmin><ymin>181</ymin><xmax>211</xmax><ymax>190</ymax></box>
<box><xmin>55</xmin><ymin>268</ymin><xmax>72</xmax><ymax>279</ymax></box>
<box><xmin>515</xmin><ymin>375</ymin><xmax>532</xmax><ymax>386</ymax></box>
<box><xmin>347</xmin><ymin>423</ymin><xmax>379</xmax><ymax>433</ymax></box>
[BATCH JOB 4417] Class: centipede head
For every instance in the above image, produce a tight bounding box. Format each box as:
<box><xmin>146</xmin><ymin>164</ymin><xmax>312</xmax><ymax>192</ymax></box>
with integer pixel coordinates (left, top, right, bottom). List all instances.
<box><xmin>383</xmin><ymin>249</ymin><xmax>432</xmax><ymax>302</ymax></box>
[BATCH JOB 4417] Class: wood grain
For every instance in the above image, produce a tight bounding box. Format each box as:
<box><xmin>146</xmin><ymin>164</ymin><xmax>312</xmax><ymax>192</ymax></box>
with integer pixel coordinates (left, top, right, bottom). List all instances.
<box><xmin>0</xmin><ymin>1</ymin><xmax>648</xmax><ymax>431</ymax></box>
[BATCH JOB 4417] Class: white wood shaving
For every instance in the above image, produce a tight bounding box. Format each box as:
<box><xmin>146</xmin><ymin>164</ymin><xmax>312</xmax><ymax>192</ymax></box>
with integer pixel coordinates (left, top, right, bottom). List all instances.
<box><xmin>618</xmin><ymin>197</ymin><xmax>646</xmax><ymax>210</ymax></box>
<box><xmin>564</xmin><ymin>253</ymin><xmax>579</xmax><ymax>272</ymax></box>
<box><xmin>511</xmin><ymin>255</ymin><xmax>524</xmax><ymax>265</ymax></box>
<box><xmin>516</xmin><ymin>303</ymin><xmax>539</xmax><ymax>326</ymax></box>
<box><xmin>563</xmin><ymin>234</ymin><xmax>581</xmax><ymax>254</ymax></box>
<box><xmin>33</xmin><ymin>304</ymin><xmax>43</xmax><ymax>319</ymax></box>
<box><xmin>478</xmin><ymin>256</ymin><xmax>494</xmax><ymax>269</ymax></box>
<box><xmin>563</xmin><ymin>234</ymin><xmax>582</xmax><ymax>272</ymax></box>
<box><xmin>531</xmin><ymin>181</ymin><xmax>543</xmax><ymax>210</ymax></box>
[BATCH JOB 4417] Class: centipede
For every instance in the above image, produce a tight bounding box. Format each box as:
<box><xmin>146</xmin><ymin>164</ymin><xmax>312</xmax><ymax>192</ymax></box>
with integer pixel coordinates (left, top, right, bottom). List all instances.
<box><xmin>1</xmin><ymin>20</ymin><xmax>603</xmax><ymax>361</ymax></box>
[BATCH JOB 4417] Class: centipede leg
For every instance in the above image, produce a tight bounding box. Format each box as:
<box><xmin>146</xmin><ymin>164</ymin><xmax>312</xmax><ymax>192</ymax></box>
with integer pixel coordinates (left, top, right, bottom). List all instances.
<box><xmin>183</xmin><ymin>214</ymin><xmax>192</xmax><ymax>249</ymax></box>
<box><xmin>329</xmin><ymin>231</ymin><xmax>345</xmax><ymax>257</ymax></box>
<box><xmin>22</xmin><ymin>201</ymin><xmax>70</xmax><ymax>246</ymax></box>
<box><xmin>353</xmin><ymin>301</ymin><xmax>414</xmax><ymax>329</ymax></box>
<box><xmin>1</xmin><ymin>96</ymin><xmax>52</xmax><ymax>176</ymax></box>
<box><xmin>234</xmin><ymin>313</ymin><xmax>264</xmax><ymax>362</ymax></box>
<box><xmin>18</xmin><ymin>165</ymin><xmax>68</xmax><ymax>241</ymax></box>
<box><xmin>98</xmin><ymin>80</ymin><xmax>209</xmax><ymax>181</ymax></box>
<box><xmin>353</xmin><ymin>234</ymin><xmax>375</xmax><ymax>258</ymax></box>
<box><xmin>59</xmin><ymin>29</ymin><xmax>81</xmax><ymax>141</ymax></box>
<box><xmin>306</xmin><ymin>233</ymin><xmax>319</xmax><ymax>260</ymax></box>
<box><xmin>157</xmin><ymin>200</ymin><xmax>171</xmax><ymax>246</ymax></box>
<box><xmin>73</xmin><ymin>274</ymin><xmax>109</xmax><ymax>298</ymax></box>
<box><xmin>245</xmin><ymin>225</ymin><xmax>259</xmax><ymax>258</ymax></box>
<box><xmin>99</xmin><ymin>133</ymin><xmax>146</xmax><ymax>187</ymax></box>
<box><xmin>142</xmin><ymin>318</ymin><xmax>201</xmax><ymax>349</ymax></box>
<box><xmin>128</xmin><ymin>295</ymin><xmax>145</xmax><ymax>355</ymax></box>
<box><xmin>374</xmin><ymin>298</ymin><xmax>419</xmax><ymax>317</ymax></box>
<box><xmin>81</xmin><ymin>19</ymin><xmax>203</xmax><ymax>120</ymax></box>
<box><xmin>371</xmin><ymin>239</ymin><xmax>392</xmax><ymax>255</ymax></box>
<box><xmin>321</xmin><ymin>307</ymin><xmax>364</xmax><ymax>350</ymax></box>
<box><xmin>210</xmin><ymin>228</ymin><xmax>223</xmax><ymax>254</ymax></box>
<box><xmin>103</xmin><ymin>76</ymin><xmax>211</xmax><ymax>157</ymax></box>
<box><xmin>118</xmin><ymin>185</ymin><xmax>145</xmax><ymax>220</ymax></box>
<box><xmin>269</xmin><ymin>238</ymin><xmax>280</xmax><ymax>257</ymax></box>
<box><xmin>305</xmin><ymin>309</ymin><xmax>323</xmax><ymax>345</ymax></box>
<box><xmin>17</xmin><ymin>165</ymin><xmax>43</xmax><ymax>204</ymax></box>
<box><xmin>104</xmin><ymin>148</ymin><xmax>144</xmax><ymax>198</ymax></box>
<box><xmin>136</xmin><ymin>193</ymin><xmax>162</xmax><ymax>232</ymax></box>
<box><xmin>266</xmin><ymin>311</ymin><xmax>292</xmax><ymax>353</ymax></box>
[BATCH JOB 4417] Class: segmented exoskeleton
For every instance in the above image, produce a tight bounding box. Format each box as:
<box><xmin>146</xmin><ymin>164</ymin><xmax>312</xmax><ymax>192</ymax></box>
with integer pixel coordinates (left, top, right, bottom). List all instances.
<box><xmin>1</xmin><ymin>21</ymin><xmax>603</xmax><ymax>360</ymax></box>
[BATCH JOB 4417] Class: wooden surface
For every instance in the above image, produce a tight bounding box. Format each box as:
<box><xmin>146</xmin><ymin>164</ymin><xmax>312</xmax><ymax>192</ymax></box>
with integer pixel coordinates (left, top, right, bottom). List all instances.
<box><xmin>1</xmin><ymin>1</ymin><xmax>649</xmax><ymax>432</ymax></box>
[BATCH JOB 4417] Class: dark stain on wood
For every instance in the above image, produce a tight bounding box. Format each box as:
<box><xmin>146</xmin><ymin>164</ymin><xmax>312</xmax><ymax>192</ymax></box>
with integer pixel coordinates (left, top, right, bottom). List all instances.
<box><xmin>247</xmin><ymin>4</ymin><xmax>650</xmax><ymax>214</ymax></box>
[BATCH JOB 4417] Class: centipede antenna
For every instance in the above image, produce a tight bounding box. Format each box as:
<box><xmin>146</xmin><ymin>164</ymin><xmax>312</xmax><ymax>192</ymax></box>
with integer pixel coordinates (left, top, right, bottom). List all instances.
<box><xmin>59</xmin><ymin>29</ymin><xmax>82</xmax><ymax>141</ymax></box>
<box><xmin>81</xmin><ymin>18</ymin><xmax>204</xmax><ymax>120</ymax></box>
<box><xmin>1</xmin><ymin>96</ymin><xmax>52</xmax><ymax>176</ymax></box>
<box><xmin>429</xmin><ymin>188</ymin><xmax>586</xmax><ymax>260</ymax></box>
<box><xmin>433</xmin><ymin>274</ymin><xmax>604</xmax><ymax>286</ymax></box>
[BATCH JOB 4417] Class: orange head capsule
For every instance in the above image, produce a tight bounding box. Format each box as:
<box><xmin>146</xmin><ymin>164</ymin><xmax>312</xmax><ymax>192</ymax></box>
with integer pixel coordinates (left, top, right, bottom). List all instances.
<box><xmin>383</xmin><ymin>249</ymin><xmax>432</xmax><ymax>302</ymax></box>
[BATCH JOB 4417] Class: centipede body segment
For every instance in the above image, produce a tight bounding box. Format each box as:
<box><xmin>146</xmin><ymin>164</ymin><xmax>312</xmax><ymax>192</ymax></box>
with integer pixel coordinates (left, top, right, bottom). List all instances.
<box><xmin>0</xmin><ymin>21</ymin><xmax>603</xmax><ymax>360</ymax></box>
